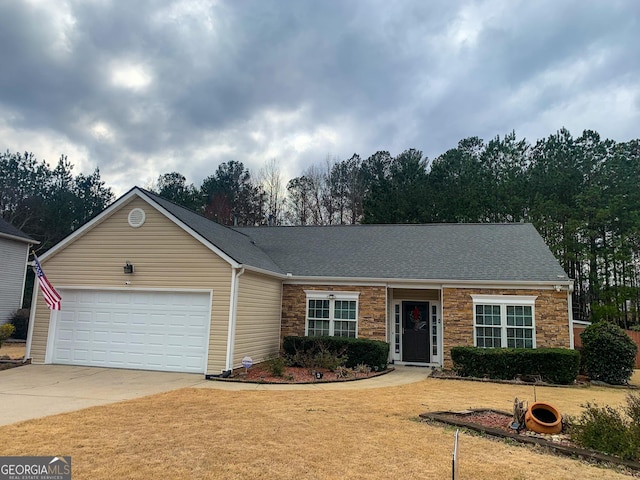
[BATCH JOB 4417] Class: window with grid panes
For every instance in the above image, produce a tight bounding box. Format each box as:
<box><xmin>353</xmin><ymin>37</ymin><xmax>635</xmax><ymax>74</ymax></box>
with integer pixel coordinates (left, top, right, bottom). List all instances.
<box><xmin>472</xmin><ymin>295</ymin><xmax>536</xmax><ymax>349</ymax></box>
<box><xmin>305</xmin><ymin>292</ymin><xmax>358</xmax><ymax>338</ymax></box>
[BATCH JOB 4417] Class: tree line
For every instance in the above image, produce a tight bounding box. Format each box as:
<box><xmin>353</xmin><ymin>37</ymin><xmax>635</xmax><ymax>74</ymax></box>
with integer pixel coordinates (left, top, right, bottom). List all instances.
<box><xmin>2</xmin><ymin>128</ymin><xmax>639</xmax><ymax>326</ymax></box>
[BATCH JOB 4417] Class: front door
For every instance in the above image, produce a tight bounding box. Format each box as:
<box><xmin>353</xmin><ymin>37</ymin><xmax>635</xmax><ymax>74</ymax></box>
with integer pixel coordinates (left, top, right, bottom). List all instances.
<box><xmin>402</xmin><ymin>302</ymin><xmax>430</xmax><ymax>363</ymax></box>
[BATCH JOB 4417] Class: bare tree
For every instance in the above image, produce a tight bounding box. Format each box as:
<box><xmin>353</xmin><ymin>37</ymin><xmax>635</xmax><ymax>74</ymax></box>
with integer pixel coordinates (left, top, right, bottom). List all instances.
<box><xmin>258</xmin><ymin>158</ymin><xmax>286</xmax><ymax>225</ymax></box>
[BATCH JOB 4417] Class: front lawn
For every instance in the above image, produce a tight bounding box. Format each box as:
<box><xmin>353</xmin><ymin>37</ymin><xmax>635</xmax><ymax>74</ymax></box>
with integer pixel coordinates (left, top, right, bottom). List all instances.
<box><xmin>0</xmin><ymin>375</ymin><xmax>638</xmax><ymax>479</ymax></box>
<box><xmin>0</xmin><ymin>342</ymin><xmax>25</xmax><ymax>360</ymax></box>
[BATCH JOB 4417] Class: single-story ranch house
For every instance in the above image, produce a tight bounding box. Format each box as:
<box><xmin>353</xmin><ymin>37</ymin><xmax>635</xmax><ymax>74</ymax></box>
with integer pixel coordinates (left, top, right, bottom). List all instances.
<box><xmin>26</xmin><ymin>187</ymin><xmax>574</xmax><ymax>376</ymax></box>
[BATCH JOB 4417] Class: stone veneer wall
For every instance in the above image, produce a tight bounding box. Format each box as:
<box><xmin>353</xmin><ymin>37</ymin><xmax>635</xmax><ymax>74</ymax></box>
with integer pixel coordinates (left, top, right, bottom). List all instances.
<box><xmin>442</xmin><ymin>287</ymin><xmax>570</xmax><ymax>368</ymax></box>
<box><xmin>281</xmin><ymin>285</ymin><xmax>387</xmax><ymax>342</ymax></box>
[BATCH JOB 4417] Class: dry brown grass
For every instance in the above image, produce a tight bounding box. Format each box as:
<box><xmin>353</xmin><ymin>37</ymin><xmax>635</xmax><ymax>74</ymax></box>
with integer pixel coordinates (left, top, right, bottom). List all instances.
<box><xmin>0</xmin><ymin>342</ymin><xmax>25</xmax><ymax>359</ymax></box>
<box><xmin>1</xmin><ymin>375</ymin><xmax>639</xmax><ymax>479</ymax></box>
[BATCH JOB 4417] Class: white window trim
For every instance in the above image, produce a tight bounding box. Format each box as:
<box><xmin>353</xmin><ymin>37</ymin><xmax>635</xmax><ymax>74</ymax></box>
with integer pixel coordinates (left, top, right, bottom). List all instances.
<box><xmin>304</xmin><ymin>291</ymin><xmax>360</xmax><ymax>338</ymax></box>
<box><xmin>471</xmin><ymin>295</ymin><xmax>537</xmax><ymax>348</ymax></box>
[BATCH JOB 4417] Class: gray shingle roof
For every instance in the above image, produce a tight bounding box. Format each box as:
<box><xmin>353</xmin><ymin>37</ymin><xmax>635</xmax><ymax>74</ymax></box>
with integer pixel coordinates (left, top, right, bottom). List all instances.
<box><xmin>234</xmin><ymin>223</ymin><xmax>569</xmax><ymax>282</ymax></box>
<box><xmin>140</xmin><ymin>189</ymin><xmax>568</xmax><ymax>282</ymax></box>
<box><xmin>141</xmin><ymin>189</ymin><xmax>283</xmax><ymax>273</ymax></box>
<box><xmin>0</xmin><ymin>217</ymin><xmax>37</xmax><ymax>244</ymax></box>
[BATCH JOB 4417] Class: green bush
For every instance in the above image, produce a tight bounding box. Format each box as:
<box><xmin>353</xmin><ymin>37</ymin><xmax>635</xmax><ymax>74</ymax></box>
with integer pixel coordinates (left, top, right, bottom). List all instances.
<box><xmin>0</xmin><ymin>324</ymin><xmax>16</xmax><ymax>348</ymax></box>
<box><xmin>581</xmin><ymin>321</ymin><xmax>637</xmax><ymax>385</ymax></box>
<box><xmin>9</xmin><ymin>309</ymin><xmax>29</xmax><ymax>340</ymax></box>
<box><xmin>570</xmin><ymin>394</ymin><xmax>640</xmax><ymax>460</ymax></box>
<box><xmin>265</xmin><ymin>355</ymin><xmax>287</xmax><ymax>377</ymax></box>
<box><xmin>450</xmin><ymin>347</ymin><xmax>580</xmax><ymax>385</ymax></box>
<box><xmin>283</xmin><ymin>336</ymin><xmax>389</xmax><ymax>371</ymax></box>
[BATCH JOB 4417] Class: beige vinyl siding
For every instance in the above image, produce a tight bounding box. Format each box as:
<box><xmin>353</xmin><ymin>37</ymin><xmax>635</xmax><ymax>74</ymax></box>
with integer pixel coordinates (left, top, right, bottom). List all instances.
<box><xmin>0</xmin><ymin>238</ymin><xmax>30</xmax><ymax>324</ymax></box>
<box><xmin>233</xmin><ymin>271</ymin><xmax>282</xmax><ymax>368</ymax></box>
<box><xmin>30</xmin><ymin>197</ymin><xmax>233</xmax><ymax>374</ymax></box>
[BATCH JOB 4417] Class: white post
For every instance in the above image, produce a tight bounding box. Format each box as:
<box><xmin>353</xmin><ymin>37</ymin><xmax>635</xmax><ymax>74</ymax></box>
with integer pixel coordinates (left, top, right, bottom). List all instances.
<box><xmin>452</xmin><ymin>428</ymin><xmax>459</xmax><ymax>480</ymax></box>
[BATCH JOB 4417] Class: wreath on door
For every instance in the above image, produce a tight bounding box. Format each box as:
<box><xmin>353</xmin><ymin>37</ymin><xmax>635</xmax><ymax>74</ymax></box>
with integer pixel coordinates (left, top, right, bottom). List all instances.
<box><xmin>411</xmin><ymin>306</ymin><xmax>421</xmax><ymax>330</ymax></box>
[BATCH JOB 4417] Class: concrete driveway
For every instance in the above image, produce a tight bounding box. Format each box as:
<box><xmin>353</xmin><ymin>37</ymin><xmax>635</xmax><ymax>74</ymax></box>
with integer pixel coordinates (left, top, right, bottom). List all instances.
<box><xmin>0</xmin><ymin>364</ymin><xmax>208</xmax><ymax>426</ymax></box>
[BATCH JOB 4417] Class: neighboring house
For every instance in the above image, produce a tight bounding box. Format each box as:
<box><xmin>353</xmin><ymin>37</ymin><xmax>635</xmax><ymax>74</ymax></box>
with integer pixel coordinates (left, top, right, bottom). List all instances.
<box><xmin>0</xmin><ymin>218</ymin><xmax>39</xmax><ymax>325</ymax></box>
<box><xmin>26</xmin><ymin>187</ymin><xmax>574</xmax><ymax>376</ymax></box>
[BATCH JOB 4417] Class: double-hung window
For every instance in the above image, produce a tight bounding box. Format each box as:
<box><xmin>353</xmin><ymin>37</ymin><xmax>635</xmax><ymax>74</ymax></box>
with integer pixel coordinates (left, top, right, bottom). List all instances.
<box><xmin>306</xmin><ymin>291</ymin><xmax>359</xmax><ymax>338</ymax></box>
<box><xmin>471</xmin><ymin>295</ymin><xmax>537</xmax><ymax>349</ymax></box>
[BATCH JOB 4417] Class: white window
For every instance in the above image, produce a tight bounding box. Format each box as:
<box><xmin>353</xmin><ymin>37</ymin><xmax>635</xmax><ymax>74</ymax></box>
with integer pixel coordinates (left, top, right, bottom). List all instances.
<box><xmin>471</xmin><ymin>295</ymin><xmax>537</xmax><ymax>349</ymax></box>
<box><xmin>305</xmin><ymin>291</ymin><xmax>359</xmax><ymax>338</ymax></box>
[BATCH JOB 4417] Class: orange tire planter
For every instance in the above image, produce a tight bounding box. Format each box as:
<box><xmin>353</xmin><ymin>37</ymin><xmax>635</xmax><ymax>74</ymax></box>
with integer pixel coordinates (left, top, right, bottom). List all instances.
<box><xmin>525</xmin><ymin>402</ymin><xmax>562</xmax><ymax>434</ymax></box>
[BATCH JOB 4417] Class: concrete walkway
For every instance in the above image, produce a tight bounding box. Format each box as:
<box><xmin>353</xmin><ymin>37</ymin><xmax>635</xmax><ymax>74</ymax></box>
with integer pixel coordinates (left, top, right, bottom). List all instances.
<box><xmin>0</xmin><ymin>364</ymin><xmax>431</xmax><ymax>426</ymax></box>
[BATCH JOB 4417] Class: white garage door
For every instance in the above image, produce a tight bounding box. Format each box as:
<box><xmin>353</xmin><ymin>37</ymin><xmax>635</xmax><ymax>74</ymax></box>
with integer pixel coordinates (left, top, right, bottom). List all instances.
<box><xmin>51</xmin><ymin>290</ymin><xmax>210</xmax><ymax>373</ymax></box>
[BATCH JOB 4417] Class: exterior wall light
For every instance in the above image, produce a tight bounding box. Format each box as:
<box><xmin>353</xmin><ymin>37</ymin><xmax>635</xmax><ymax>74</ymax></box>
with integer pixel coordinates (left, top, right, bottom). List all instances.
<box><xmin>124</xmin><ymin>261</ymin><xmax>134</xmax><ymax>274</ymax></box>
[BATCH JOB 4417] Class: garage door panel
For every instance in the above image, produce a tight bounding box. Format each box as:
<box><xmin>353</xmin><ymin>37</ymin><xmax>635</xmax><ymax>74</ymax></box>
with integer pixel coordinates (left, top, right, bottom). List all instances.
<box><xmin>52</xmin><ymin>290</ymin><xmax>210</xmax><ymax>373</ymax></box>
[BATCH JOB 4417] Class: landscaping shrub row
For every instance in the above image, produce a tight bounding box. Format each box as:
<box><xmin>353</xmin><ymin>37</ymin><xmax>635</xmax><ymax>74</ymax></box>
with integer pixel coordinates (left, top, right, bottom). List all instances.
<box><xmin>283</xmin><ymin>336</ymin><xmax>389</xmax><ymax>371</ymax></box>
<box><xmin>9</xmin><ymin>309</ymin><xmax>29</xmax><ymax>340</ymax></box>
<box><xmin>450</xmin><ymin>346</ymin><xmax>580</xmax><ymax>384</ymax></box>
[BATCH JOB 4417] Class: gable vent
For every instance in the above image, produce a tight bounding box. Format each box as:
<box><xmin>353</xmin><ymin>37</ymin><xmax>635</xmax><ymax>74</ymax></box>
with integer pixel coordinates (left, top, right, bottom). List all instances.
<box><xmin>128</xmin><ymin>208</ymin><xmax>146</xmax><ymax>228</ymax></box>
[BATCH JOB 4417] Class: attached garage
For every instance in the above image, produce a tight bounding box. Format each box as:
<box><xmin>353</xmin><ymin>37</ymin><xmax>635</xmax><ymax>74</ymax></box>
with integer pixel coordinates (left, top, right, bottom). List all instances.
<box><xmin>48</xmin><ymin>289</ymin><xmax>211</xmax><ymax>373</ymax></box>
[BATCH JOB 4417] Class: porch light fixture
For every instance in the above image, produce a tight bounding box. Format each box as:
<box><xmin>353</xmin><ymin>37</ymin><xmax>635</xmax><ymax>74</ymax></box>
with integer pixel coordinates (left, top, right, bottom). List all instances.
<box><xmin>123</xmin><ymin>261</ymin><xmax>134</xmax><ymax>274</ymax></box>
<box><xmin>328</xmin><ymin>293</ymin><xmax>335</xmax><ymax>299</ymax></box>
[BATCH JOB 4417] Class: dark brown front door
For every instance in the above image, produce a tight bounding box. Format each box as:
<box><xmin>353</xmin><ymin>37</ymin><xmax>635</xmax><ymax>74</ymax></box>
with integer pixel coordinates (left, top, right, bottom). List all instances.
<box><xmin>402</xmin><ymin>302</ymin><xmax>430</xmax><ymax>363</ymax></box>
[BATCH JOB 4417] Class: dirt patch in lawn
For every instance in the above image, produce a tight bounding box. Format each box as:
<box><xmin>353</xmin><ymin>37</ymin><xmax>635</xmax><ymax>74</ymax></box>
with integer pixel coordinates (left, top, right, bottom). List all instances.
<box><xmin>223</xmin><ymin>363</ymin><xmax>391</xmax><ymax>383</ymax></box>
<box><xmin>1</xmin><ymin>375</ymin><xmax>639</xmax><ymax>479</ymax></box>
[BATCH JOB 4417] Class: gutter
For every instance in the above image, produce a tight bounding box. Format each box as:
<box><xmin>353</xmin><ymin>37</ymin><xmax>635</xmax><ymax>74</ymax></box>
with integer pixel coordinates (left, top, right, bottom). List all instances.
<box><xmin>283</xmin><ymin>275</ymin><xmax>573</xmax><ymax>289</ymax></box>
<box><xmin>0</xmin><ymin>233</ymin><xmax>39</xmax><ymax>244</ymax></box>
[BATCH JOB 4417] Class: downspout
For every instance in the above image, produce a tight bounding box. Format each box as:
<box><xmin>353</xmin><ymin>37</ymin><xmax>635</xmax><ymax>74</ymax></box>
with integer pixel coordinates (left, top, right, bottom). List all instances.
<box><xmin>24</xmin><ymin>261</ymin><xmax>38</xmax><ymax>362</ymax></box>
<box><xmin>567</xmin><ymin>281</ymin><xmax>575</xmax><ymax>349</ymax></box>
<box><xmin>224</xmin><ymin>266</ymin><xmax>245</xmax><ymax>373</ymax></box>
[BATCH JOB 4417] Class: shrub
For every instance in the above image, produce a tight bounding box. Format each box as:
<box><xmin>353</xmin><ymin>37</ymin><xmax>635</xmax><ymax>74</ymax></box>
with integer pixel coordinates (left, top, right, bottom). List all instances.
<box><xmin>283</xmin><ymin>336</ymin><xmax>389</xmax><ymax>371</ymax></box>
<box><xmin>265</xmin><ymin>355</ymin><xmax>287</xmax><ymax>377</ymax></box>
<box><xmin>581</xmin><ymin>321</ymin><xmax>637</xmax><ymax>385</ymax></box>
<box><xmin>334</xmin><ymin>366</ymin><xmax>352</xmax><ymax>379</ymax></box>
<box><xmin>450</xmin><ymin>347</ymin><xmax>580</xmax><ymax>385</ymax></box>
<box><xmin>0</xmin><ymin>324</ymin><xmax>16</xmax><ymax>348</ymax></box>
<box><xmin>570</xmin><ymin>394</ymin><xmax>640</xmax><ymax>461</ymax></box>
<box><xmin>313</xmin><ymin>349</ymin><xmax>347</xmax><ymax>371</ymax></box>
<box><xmin>9</xmin><ymin>309</ymin><xmax>29</xmax><ymax>340</ymax></box>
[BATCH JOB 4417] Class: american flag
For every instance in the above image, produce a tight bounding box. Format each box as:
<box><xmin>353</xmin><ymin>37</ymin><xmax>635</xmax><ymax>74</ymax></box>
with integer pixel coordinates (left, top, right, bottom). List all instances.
<box><xmin>33</xmin><ymin>254</ymin><xmax>62</xmax><ymax>310</ymax></box>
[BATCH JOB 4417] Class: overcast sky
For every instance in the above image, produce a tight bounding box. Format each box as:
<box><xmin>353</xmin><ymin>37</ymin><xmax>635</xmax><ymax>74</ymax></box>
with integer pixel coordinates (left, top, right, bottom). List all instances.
<box><xmin>1</xmin><ymin>0</ymin><xmax>638</xmax><ymax>196</ymax></box>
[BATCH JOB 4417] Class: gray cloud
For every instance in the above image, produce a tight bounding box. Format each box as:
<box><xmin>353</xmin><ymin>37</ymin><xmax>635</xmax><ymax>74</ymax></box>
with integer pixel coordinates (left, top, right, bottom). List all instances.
<box><xmin>0</xmin><ymin>0</ymin><xmax>638</xmax><ymax>195</ymax></box>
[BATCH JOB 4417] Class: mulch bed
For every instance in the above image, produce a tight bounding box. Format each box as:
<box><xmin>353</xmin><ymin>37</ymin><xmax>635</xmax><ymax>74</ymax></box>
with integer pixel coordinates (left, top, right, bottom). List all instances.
<box><xmin>429</xmin><ymin>369</ymin><xmax>588</xmax><ymax>387</ymax></box>
<box><xmin>0</xmin><ymin>359</ymin><xmax>27</xmax><ymax>371</ymax></box>
<box><xmin>212</xmin><ymin>364</ymin><xmax>392</xmax><ymax>384</ymax></box>
<box><xmin>429</xmin><ymin>369</ymin><xmax>640</xmax><ymax>389</ymax></box>
<box><xmin>421</xmin><ymin>408</ymin><xmax>640</xmax><ymax>472</ymax></box>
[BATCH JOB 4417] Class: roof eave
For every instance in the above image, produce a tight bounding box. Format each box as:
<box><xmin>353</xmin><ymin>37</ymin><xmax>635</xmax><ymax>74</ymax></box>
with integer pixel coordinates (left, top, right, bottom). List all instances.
<box><xmin>283</xmin><ymin>275</ymin><xmax>574</xmax><ymax>288</ymax></box>
<box><xmin>0</xmin><ymin>232</ymin><xmax>40</xmax><ymax>245</ymax></box>
<box><xmin>241</xmin><ymin>264</ymin><xmax>287</xmax><ymax>279</ymax></box>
